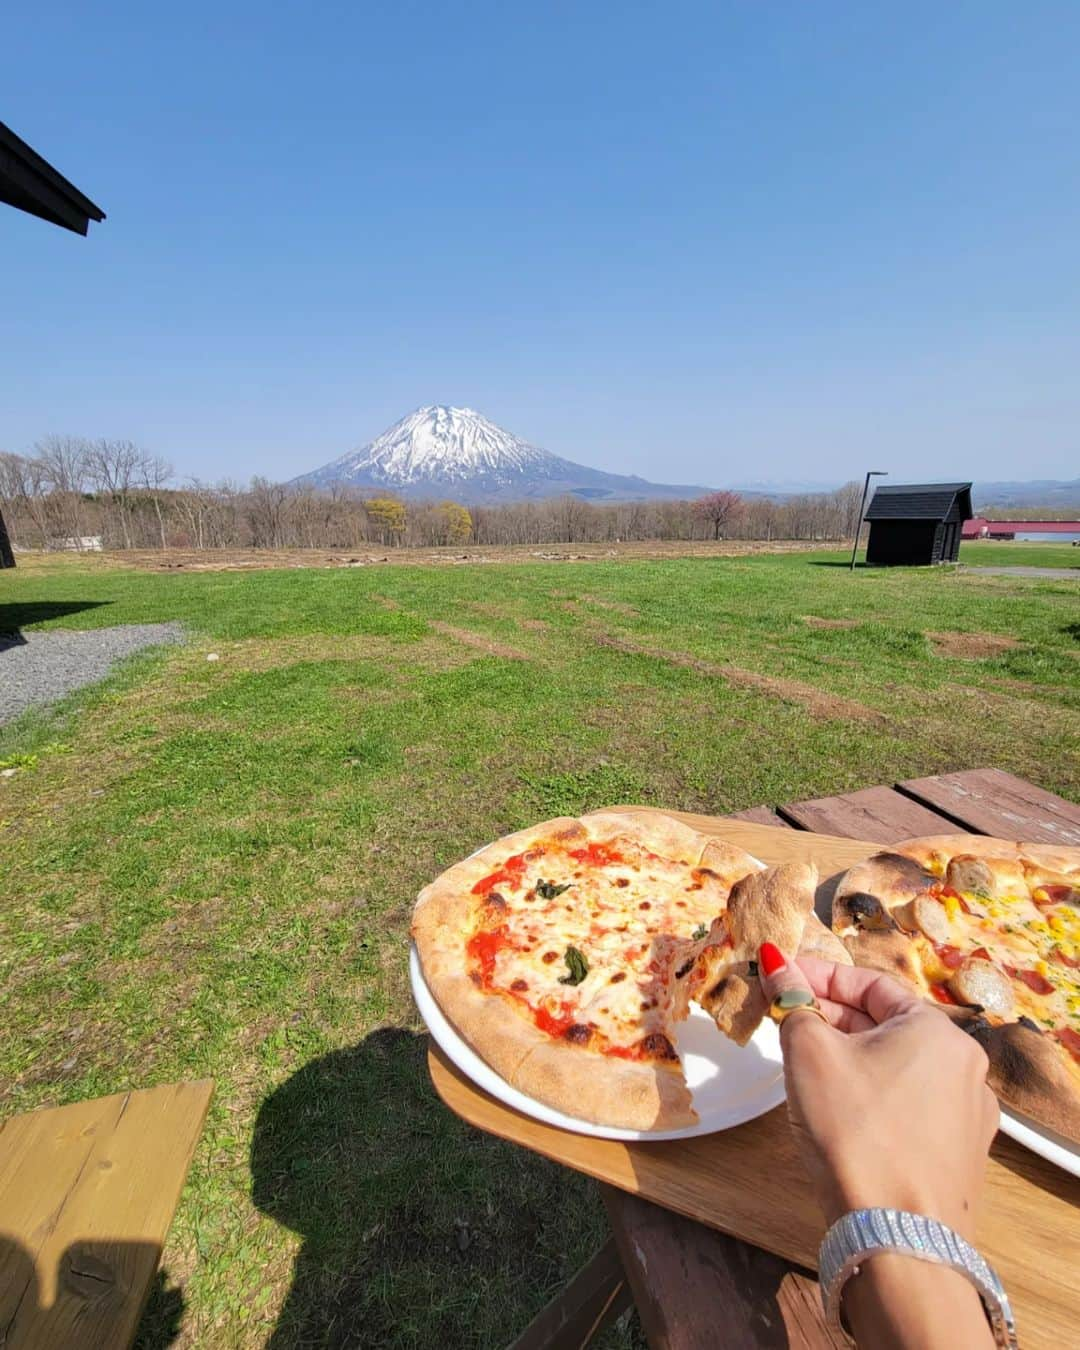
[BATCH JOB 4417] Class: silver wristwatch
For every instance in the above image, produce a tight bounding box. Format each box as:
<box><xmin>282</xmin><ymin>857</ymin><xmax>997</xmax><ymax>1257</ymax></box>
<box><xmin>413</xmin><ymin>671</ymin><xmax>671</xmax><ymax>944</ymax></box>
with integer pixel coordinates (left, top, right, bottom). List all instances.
<box><xmin>818</xmin><ymin>1208</ymin><xmax>1018</xmax><ymax>1348</ymax></box>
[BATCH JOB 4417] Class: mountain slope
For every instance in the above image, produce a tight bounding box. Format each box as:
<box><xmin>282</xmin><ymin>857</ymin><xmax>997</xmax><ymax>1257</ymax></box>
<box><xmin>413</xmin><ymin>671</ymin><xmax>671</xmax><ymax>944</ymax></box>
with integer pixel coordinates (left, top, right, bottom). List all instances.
<box><xmin>972</xmin><ymin>478</ymin><xmax>1080</xmax><ymax>510</ymax></box>
<box><xmin>291</xmin><ymin>406</ymin><xmax>711</xmax><ymax>504</ymax></box>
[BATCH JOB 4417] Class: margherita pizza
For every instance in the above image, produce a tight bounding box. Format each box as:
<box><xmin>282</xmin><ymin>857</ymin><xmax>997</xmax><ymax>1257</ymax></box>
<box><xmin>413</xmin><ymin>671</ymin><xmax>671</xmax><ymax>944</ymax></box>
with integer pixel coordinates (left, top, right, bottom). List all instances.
<box><xmin>833</xmin><ymin>834</ymin><xmax>1080</xmax><ymax>1142</ymax></box>
<box><xmin>413</xmin><ymin>811</ymin><xmax>832</xmax><ymax>1130</ymax></box>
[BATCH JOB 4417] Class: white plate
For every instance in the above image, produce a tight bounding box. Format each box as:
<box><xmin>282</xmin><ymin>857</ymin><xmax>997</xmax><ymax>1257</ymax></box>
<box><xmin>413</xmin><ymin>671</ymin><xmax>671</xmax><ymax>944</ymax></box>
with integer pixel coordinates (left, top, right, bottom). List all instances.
<box><xmin>410</xmin><ymin>943</ymin><xmax>786</xmax><ymax>1141</ymax></box>
<box><xmin>999</xmin><ymin>1108</ymin><xmax>1080</xmax><ymax>1178</ymax></box>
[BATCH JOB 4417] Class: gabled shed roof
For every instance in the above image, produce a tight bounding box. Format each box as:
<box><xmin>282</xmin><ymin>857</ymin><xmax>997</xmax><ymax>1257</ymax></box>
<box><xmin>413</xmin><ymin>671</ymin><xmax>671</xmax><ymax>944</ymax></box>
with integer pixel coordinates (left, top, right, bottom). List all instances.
<box><xmin>0</xmin><ymin>121</ymin><xmax>105</xmax><ymax>235</ymax></box>
<box><xmin>864</xmin><ymin>482</ymin><xmax>973</xmax><ymax>522</ymax></box>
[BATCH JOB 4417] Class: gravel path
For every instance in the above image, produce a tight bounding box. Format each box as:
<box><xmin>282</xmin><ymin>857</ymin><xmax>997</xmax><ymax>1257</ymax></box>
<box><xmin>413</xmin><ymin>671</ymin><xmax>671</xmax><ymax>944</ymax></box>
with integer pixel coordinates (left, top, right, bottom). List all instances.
<box><xmin>0</xmin><ymin>623</ymin><xmax>185</xmax><ymax>725</ymax></box>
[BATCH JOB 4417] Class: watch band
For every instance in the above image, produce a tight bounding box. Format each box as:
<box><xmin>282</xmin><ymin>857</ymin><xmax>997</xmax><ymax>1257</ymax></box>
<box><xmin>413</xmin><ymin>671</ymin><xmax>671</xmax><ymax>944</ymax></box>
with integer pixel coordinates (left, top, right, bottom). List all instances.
<box><xmin>818</xmin><ymin>1208</ymin><xmax>1018</xmax><ymax>1348</ymax></box>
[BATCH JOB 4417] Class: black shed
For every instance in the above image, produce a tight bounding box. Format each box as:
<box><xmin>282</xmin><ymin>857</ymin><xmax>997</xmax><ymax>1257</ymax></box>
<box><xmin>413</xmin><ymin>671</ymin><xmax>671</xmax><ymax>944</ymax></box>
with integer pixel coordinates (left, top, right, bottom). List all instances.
<box><xmin>864</xmin><ymin>482</ymin><xmax>973</xmax><ymax>566</ymax></box>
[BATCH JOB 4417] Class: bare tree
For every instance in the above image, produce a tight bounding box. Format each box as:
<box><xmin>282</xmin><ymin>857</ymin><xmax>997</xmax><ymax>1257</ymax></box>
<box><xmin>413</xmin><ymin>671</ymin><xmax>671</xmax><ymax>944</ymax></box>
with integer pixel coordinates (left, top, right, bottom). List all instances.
<box><xmin>691</xmin><ymin>490</ymin><xmax>743</xmax><ymax>540</ymax></box>
<box><xmin>35</xmin><ymin>435</ymin><xmax>90</xmax><ymax>545</ymax></box>
<box><xmin>138</xmin><ymin>454</ymin><xmax>174</xmax><ymax>549</ymax></box>
<box><xmin>835</xmin><ymin>480</ymin><xmax>864</xmax><ymax>539</ymax></box>
<box><xmin>86</xmin><ymin>439</ymin><xmax>143</xmax><ymax>547</ymax></box>
<box><xmin>548</xmin><ymin>495</ymin><xmax>592</xmax><ymax>543</ymax></box>
<box><xmin>174</xmin><ymin>477</ymin><xmax>208</xmax><ymax>548</ymax></box>
<box><xmin>0</xmin><ymin>452</ymin><xmax>48</xmax><ymax>550</ymax></box>
<box><xmin>247</xmin><ymin>476</ymin><xmax>289</xmax><ymax>549</ymax></box>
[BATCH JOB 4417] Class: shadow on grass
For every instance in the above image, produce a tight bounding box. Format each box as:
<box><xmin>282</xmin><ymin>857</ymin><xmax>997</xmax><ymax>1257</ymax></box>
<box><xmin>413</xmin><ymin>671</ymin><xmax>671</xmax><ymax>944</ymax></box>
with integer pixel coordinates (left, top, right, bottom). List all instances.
<box><xmin>0</xmin><ymin>599</ymin><xmax>112</xmax><ymax>634</ymax></box>
<box><xmin>133</xmin><ymin>1269</ymin><xmax>186</xmax><ymax>1348</ymax></box>
<box><xmin>251</xmin><ymin>1028</ymin><xmax>616</xmax><ymax>1348</ymax></box>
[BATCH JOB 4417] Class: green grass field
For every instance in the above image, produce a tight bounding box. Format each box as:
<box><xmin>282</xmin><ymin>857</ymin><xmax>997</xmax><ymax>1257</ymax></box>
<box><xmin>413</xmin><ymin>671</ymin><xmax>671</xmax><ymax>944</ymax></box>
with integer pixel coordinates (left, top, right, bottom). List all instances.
<box><xmin>958</xmin><ymin>539</ymin><xmax>1079</xmax><ymax>568</ymax></box>
<box><xmin>2</xmin><ymin>546</ymin><xmax>1078</xmax><ymax>1347</ymax></box>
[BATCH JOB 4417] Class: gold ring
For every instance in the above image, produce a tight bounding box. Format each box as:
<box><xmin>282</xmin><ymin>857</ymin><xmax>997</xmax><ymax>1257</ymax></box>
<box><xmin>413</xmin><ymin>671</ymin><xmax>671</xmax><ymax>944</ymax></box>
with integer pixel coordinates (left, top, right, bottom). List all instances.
<box><xmin>769</xmin><ymin>988</ymin><xmax>829</xmax><ymax>1028</ymax></box>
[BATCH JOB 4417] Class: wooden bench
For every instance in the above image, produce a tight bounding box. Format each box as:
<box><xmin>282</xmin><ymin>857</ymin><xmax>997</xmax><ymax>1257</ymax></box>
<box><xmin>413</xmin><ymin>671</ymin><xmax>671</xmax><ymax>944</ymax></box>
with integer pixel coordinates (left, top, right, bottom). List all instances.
<box><xmin>508</xmin><ymin>768</ymin><xmax>1080</xmax><ymax>1348</ymax></box>
<box><xmin>0</xmin><ymin>1079</ymin><xmax>213</xmax><ymax>1349</ymax></box>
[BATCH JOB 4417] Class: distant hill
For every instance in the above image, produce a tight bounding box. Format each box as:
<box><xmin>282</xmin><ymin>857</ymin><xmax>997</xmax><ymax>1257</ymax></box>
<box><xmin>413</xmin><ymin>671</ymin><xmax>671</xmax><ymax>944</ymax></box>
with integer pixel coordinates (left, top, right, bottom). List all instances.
<box><xmin>291</xmin><ymin>406</ymin><xmax>712</xmax><ymax>505</ymax></box>
<box><xmin>732</xmin><ymin>476</ymin><xmax>1080</xmax><ymax>509</ymax></box>
<box><xmin>727</xmin><ymin>477</ymin><xmax>840</xmax><ymax>495</ymax></box>
<box><xmin>289</xmin><ymin>411</ymin><xmax>1080</xmax><ymax>509</ymax></box>
<box><xmin>971</xmin><ymin>478</ymin><xmax>1080</xmax><ymax>510</ymax></box>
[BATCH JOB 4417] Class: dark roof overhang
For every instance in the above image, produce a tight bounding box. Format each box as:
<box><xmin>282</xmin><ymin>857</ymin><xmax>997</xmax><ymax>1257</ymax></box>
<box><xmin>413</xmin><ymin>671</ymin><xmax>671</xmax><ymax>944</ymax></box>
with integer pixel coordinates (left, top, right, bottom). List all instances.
<box><xmin>0</xmin><ymin>121</ymin><xmax>105</xmax><ymax>235</ymax></box>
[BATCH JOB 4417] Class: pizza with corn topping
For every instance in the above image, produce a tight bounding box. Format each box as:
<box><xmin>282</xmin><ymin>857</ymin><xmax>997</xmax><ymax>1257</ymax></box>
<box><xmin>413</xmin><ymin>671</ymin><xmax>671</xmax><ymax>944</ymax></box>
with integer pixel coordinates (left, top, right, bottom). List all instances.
<box><xmin>833</xmin><ymin>834</ymin><xmax>1080</xmax><ymax>1142</ymax></box>
<box><xmin>413</xmin><ymin>811</ymin><xmax>832</xmax><ymax>1130</ymax></box>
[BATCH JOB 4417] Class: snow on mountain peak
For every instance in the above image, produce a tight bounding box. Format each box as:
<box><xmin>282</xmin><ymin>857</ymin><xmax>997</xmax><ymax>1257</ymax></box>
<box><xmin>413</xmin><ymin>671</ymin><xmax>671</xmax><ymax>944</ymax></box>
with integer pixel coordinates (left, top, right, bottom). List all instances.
<box><xmin>333</xmin><ymin>405</ymin><xmax>554</xmax><ymax>486</ymax></box>
<box><xmin>291</xmin><ymin>405</ymin><xmax>713</xmax><ymax>503</ymax></box>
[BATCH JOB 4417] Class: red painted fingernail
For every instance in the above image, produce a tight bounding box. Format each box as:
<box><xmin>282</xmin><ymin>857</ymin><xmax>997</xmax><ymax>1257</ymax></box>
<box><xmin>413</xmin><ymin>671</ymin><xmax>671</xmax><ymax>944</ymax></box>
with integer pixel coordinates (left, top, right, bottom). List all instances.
<box><xmin>759</xmin><ymin>942</ymin><xmax>786</xmax><ymax>977</ymax></box>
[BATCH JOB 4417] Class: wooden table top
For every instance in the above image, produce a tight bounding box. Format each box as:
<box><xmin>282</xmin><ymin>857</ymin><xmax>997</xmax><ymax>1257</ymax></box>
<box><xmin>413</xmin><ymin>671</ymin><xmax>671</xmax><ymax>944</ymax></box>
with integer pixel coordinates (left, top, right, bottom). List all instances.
<box><xmin>426</xmin><ymin>789</ymin><xmax>1080</xmax><ymax>1349</ymax></box>
<box><xmin>0</xmin><ymin>1080</ymin><xmax>213</xmax><ymax>1350</ymax></box>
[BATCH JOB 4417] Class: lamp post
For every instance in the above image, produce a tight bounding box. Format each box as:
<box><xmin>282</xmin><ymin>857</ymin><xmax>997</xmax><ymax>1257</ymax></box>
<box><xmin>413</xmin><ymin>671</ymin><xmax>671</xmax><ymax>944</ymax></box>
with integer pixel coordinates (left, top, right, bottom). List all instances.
<box><xmin>849</xmin><ymin>471</ymin><xmax>888</xmax><ymax>571</ymax></box>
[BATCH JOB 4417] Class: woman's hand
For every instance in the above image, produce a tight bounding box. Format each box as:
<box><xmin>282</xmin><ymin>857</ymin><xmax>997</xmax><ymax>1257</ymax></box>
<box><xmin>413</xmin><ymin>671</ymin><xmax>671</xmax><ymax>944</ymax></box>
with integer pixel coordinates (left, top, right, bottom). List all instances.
<box><xmin>758</xmin><ymin>944</ymin><xmax>999</xmax><ymax>1239</ymax></box>
<box><xmin>758</xmin><ymin>944</ymin><xmax>1001</xmax><ymax>1349</ymax></box>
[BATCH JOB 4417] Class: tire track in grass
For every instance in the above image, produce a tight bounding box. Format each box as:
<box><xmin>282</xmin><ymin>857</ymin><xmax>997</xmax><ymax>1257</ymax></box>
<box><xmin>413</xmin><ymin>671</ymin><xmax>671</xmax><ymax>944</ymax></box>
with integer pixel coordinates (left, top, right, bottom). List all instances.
<box><xmin>589</xmin><ymin>631</ymin><xmax>887</xmax><ymax>725</ymax></box>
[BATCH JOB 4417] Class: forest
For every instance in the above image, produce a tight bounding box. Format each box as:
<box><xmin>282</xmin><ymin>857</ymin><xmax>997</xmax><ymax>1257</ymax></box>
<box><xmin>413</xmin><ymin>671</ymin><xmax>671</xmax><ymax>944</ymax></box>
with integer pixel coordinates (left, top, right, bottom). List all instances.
<box><xmin>0</xmin><ymin>438</ymin><xmax>875</xmax><ymax>552</ymax></box>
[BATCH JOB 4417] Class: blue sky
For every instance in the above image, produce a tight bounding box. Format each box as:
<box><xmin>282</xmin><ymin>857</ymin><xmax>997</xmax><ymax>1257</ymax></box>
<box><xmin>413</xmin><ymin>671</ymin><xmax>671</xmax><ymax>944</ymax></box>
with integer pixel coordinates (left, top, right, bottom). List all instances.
<box><xmin>4</xmin><ymin>2</ymin><xmax>1079</xmax><ymax>487</ymax></box>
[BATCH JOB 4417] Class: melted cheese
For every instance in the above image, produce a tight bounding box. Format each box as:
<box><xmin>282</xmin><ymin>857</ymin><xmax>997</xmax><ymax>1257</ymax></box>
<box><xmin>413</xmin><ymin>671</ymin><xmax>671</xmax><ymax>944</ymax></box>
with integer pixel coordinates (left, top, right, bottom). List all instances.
<box><xmin>935</xmin><ymin>884</ymin><xmax>1080</xmax><ymax>1035</ymax></box>
<box><xmin>471</xmin><ymin>839</ymin><xmax>741</xmax><ymax>1054</ymax></box>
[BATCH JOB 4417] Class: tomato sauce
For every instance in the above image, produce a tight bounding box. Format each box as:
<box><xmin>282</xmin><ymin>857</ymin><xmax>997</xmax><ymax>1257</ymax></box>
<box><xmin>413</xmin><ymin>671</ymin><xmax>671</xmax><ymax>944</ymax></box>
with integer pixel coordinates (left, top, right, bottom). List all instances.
<box><xmin>603</xmin><ymin>1042</ymin><xmax>644</xmax><ymax>1061</ymax></box>
<box><xmin>930</xmin><ymin>983</ymin><xmax>958</xmax><ymax>1005</ymax></box>
<box><xmin>1056</xmin><ymin>1026</ymin><xmax>1080</xmax><ymax>1063</ymax></box>
<box><xmin>472</xmin><ymin>852</ymin><xmax>529</xmax><ymax>896</ymax></box>
<box><xmin>1037</xmin><ymin>884</ymin><xmax>1079</xmax><ymax>906</ymax></box>
<box><xmin>533</xmin><ymin>1003</ymin><xmax>576</xmax><ymax>1037</ymax></box>
<box><xmin>466</xmin><ymin>927</ymin><xmax>509</xmax><ymax>985</ymax></box>
<box><xmin>933</xmin><ymin>943</ymin><xmax>965</xmax><ymax>970</ymax></box>
<box><xmin>932</xmin><ymin>885</ymin><xmax>972</xmax><ymax>913</ymax></box>
<box><xmin>568</xmin><ymin>843</ymin><xmax>624</xmax><ymax>867</ymax></box>
<box><xmin>1015</xmin><ymin>968</ymin><xmax>1055</xmax><ymax>996</ymax></box>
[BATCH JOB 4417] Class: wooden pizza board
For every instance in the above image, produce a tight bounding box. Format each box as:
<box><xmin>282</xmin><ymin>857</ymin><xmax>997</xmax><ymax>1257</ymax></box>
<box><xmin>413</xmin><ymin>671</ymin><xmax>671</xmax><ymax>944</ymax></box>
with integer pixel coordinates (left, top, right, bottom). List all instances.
<box><xmin>426</xmin><ymin>810</ymin><xmax>1080</xmax><ymax>1350</ymax></box>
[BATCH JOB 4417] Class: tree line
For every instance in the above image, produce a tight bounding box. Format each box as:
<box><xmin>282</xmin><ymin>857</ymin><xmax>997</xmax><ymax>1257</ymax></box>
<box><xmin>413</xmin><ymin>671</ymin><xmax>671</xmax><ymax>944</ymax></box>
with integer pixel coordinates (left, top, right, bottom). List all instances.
<box><xmin>1</xmin><ymin>437</ymin><xmax>872</xmax><ymax>553</ymax></box>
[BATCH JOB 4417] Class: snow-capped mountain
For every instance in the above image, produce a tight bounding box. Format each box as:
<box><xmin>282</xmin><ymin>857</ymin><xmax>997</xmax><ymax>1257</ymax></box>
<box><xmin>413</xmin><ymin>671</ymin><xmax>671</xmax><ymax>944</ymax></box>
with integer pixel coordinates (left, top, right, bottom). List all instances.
<box><xmin>291</xmin><ymin>406</ymin><xmax>711</xmax><ymax>504</ymax></box>
<box><xmin>307</xmin><ymin>406</ymin><xmax>555</xmax><ymax>488</ymax></box>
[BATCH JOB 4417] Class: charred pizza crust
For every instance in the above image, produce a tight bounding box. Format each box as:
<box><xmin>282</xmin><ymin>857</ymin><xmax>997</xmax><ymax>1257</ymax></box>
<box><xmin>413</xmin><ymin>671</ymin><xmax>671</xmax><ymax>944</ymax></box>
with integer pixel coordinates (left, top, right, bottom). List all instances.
<box><xmin>947</xmin><ymin>1008</ymin><xmax>1080</xmax><ymax>1142</ymax></box>
<box><xmin>413</xmin><ymin>811</ymin><xmax>812</xmax><ymax>1131</ymax></box>
<box><xmin>800</xmin><ymin>910</ymin><xmax>855</xmax><ymax>967</ymax></box>
<box><xmin>686</xmin><ymin>862</ymin><xmax>819</xmax><ymax>1044</ymax></box>
<box><xmin>833</xmin><ymin>834</ymin><xmax>1080</xmax><ymax>1144</ymax></box>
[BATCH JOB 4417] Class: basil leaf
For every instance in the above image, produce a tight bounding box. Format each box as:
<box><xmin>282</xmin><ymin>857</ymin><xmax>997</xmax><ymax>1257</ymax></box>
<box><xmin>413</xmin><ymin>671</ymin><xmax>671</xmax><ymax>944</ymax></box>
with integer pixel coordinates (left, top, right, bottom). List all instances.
<box><xmin>536</xmin><ymin>879</ymin><xmax>572</xmax><ymax>900</ymax></box>
<box><xmin>747</xmin><ymin>959</ymin><xmax>759</xmax><ymax>978</ymax></box>
<box><xmin>558</xmin><ymin>946</ymin><xmax>589</xmax><ymax>985</ymax></box>
<box><xmin>692</xmin><ymin>923</ymin><xmax>708</xmax><ymax>941</ymax></box>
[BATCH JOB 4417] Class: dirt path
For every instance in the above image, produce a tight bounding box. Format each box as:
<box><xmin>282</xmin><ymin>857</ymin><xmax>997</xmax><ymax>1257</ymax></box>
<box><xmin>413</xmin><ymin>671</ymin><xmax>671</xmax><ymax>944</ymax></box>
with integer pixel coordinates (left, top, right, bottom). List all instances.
<box><xmin>35</xmin><ymin>539</ymin><xmax>829</xmax><ymax>574</ymax></box>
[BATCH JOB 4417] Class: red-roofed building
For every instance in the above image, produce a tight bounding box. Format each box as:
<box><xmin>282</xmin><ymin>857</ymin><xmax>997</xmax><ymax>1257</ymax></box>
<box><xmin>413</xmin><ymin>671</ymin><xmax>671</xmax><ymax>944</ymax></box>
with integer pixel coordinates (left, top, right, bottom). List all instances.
<box><xmin>963</xmin><ymin>517</ymin><xmax>1080</xmax><ymax>539</ymax></box>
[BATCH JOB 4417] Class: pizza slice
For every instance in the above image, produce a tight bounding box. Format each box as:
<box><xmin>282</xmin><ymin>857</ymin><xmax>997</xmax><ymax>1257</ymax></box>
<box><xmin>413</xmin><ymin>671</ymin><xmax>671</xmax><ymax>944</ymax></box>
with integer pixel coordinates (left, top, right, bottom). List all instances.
<box><xmin>832</xmin><ymin>835</ymin><xmax>1080</xmax><ymax>1143</ymax></box>
<box><xmin>677</xmin><ymin>861</ymin><xmax>820</xmax><ymax>1043</ymax></box>
<box><xmin>413</xmin><ymin>813</ymin><xmax>825</xmax><ymax>1131</ymax></box>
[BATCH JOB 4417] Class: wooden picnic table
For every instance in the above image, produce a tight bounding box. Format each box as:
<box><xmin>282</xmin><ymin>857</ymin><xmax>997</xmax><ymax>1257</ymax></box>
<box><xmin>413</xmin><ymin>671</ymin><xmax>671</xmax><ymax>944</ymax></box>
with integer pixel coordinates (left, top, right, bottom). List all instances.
<box><xmin>428</xmin><ymin>768</ymin><xmax>1080</xmax><ymax>1349</ymax></box>
<box><xmin>0</xmin><ymin>1080</ymin><xmax>213</xmax><ymax>1349</ymax></box>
